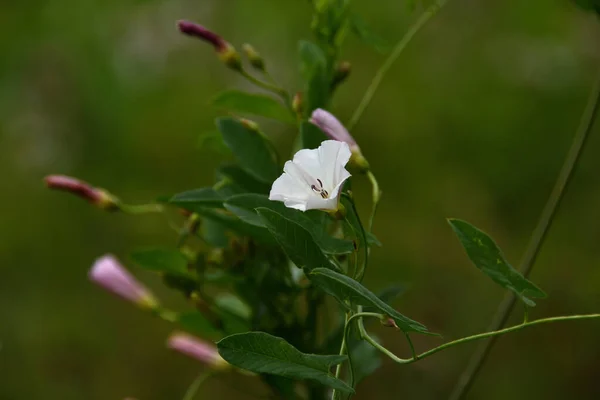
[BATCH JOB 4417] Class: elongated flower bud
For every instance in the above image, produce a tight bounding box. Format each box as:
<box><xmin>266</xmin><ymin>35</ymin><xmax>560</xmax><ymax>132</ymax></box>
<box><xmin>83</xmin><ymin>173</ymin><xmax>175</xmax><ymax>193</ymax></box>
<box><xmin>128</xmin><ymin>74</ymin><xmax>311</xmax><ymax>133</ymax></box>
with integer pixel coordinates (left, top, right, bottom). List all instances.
<box><xmin>167</xmin><ymin>332</ymin><xmax>229</xmax><ymax>370</ymax></box>
<box><xmin>45</xmin><ymin>175</ymin><xmax>119</xmax><ymax>210</ymax></box>
<box><xmin>309</xmin><ymin>109</ymin><xmax>369</xmax><ymax>171</ymax></box>
<box><xmin>89</xmin><ymin>255</ymin><xmax>158</xmax><ymax>309</ymax></box>
<box><xmin>292</xmin><ymin>92</ymin><xmax>303</xmax><ymax>117</ymax></box>
<box><xmin>177</xmin><ymin>20</ymin><xmax>242</xmax><ymax>71</ymax></box>
<box><xmin>241</xmin><ymin>43</ymin><xmax>265</xmax><ymax>71</ymax></box>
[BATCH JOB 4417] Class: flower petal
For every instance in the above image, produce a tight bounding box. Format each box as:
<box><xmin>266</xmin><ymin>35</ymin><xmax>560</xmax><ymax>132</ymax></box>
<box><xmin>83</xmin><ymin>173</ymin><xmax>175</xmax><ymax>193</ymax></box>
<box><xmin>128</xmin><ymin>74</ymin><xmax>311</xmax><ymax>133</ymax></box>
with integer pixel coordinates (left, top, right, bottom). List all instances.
<box><xmin>317</xmin><ymin>140</ymin><xmax>351</xmax><ymax>191</ymax></box>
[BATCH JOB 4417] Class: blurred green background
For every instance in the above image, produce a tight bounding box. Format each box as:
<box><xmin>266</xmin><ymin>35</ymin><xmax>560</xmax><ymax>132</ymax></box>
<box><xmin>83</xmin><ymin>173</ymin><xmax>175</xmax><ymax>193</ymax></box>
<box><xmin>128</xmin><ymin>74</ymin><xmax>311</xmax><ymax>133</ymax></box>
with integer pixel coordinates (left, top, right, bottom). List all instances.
<box><xmin>2</xmin><ymin>0</ymin><xmax>600</xmax><ymax>399</ymax></box>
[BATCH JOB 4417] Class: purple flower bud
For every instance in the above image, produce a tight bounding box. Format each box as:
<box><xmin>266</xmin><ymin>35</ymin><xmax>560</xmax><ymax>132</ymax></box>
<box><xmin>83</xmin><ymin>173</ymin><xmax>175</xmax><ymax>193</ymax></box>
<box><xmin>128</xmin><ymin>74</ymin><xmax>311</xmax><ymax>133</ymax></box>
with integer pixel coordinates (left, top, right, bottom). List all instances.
<box><xmin>167</xmin><ymin>332</ymin><xmax>229</xmax><ymax>370</ymax></box>
<box><xmin>309</xmin><ymin>109</ymin><xmax>357</xmax><ymax>148</ymax></box>
<box><xmin>89</xmin><ymin>255</ymin><xmax>158</xmax><ymax>309</ymax></box>
<box><xmin>309</xmin><ymin>110</ymin><xmax>370</xmax><ymax>172</ymax></box>
<box><xmin>177</xmin><ymin>20</ymin><xmax>227</xmax><ymax>51</ymax></box>
<box><xmin>177</xmin><ymin>20</ymin><xmax>242</xmax><ymax>71</ymax></box>
<box><xmin>45</xmin><ymin>175</ymin><xmax>119</xmax><ymax>210</ymax></box>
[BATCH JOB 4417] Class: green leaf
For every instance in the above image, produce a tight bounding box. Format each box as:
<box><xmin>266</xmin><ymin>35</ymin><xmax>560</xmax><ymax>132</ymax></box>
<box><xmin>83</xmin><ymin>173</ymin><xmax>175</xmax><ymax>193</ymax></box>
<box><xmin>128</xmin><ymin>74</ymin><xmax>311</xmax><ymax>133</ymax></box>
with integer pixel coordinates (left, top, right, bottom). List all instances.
<box><xmin>217</xmin><ymin>164</ymin><xmax>271</xmax><ymax>195</ymax></box>
<box><xmin>308</xmin><ymin>268</ymin><xmax>431</xmax><ymax>335</ymax></box>
<box><xmin>299</xmin><ymin>40</ymin><xmax>329</xmax><ymax>113</ymax></box>
<box><xmin>216</xmin><ymin>117</ymin><xmax>280</xmax><ymax>184</ymax></box>
<box><xmin>349</xmin><ymin>13</ymin><xmax>390</xmax><ymax>54</ymax></box>
<box><xmin>573</xmin><ymin>0</ymin><xmax>600</xmax><ymax>14</ymax></box>
<box><xmin>130</xmin><ymin>248</ymin><xmax>189</xmax><ymax>276</ymax></box>
<box><xmin>217</xmin><ymin>332</ymin><xmax>353</xmax><ymax>393</ymax></box>
<box><xmin>300</xmin><ymin>121</ymin><xmax>327</xmax><ymax>150</ymax></box>
<box><xmin>350</xmin><ymin>334</ymin><xmax>382</xmax><ymax>385</ymax></box>
<box><xmin>178</xmin><ymin>312</ymin><xmax>221</xmax><ymax>340</ymax></box>
<box><xmin>202</xmin><ymin>218</ymin><xmax>229</xmax><ymax>248</ymax></box>
<box><xmin>225</xmin><ymin>194</ymin><xmax>354</xmax><ymax>255</ymax></box>
<box><xmin>212</xmin><ymin>90</ymin><xmax>295</xmax><ymax>123</ymax></box>
<box><xmin>214</xmin><ymin>293</ymin><xmax>252</xmax><ymax>320</ymax></box>
<box><xmin>198</xmin><ymin>131</ymin><xmax>230</xmax><ymax>155</ymax></box>
<box><xmin>193</xmin><ymin>207</ymin><xmax>277</xmax><ymax>245</ymax></box>
<box><xmin>448</xmin><ymin>219</ymin><xmax>547</xmax><ymax>306</ymax></box>
<box><xmin>256</xmin><ymin>208</ymin><xmax>336</xmax><ymax>271</ymax></box>
<box><xmin>169</xmin><ymin>188</ymin><xmax>224</xmax><ymax>212</ymax></box>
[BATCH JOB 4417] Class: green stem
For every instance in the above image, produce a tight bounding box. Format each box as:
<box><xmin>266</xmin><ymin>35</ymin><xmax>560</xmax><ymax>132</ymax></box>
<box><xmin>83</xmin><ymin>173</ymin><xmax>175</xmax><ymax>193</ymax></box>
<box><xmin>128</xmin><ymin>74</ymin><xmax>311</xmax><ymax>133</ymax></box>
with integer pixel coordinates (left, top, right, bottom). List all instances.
<box><xmin>240</xmin><ymin>68</ymin><xmax>291</xmax><ymax>106</ymax></box>
<box><xmin>366</xmin><ymin>171</ymin><xmax>382</xmax><ymax>232</ymax></box>
<box><xmin>347</xmin><ymin>0</ymin><xmax>450</xmax><ymax>131</ymax></box>
<box><xmin>353</xmin><ymin>313</ymin><xmax>600</xmax><ymax>365</ymax></box>
<box><xmin>120</xmin><ymin>203</ymin><xmax>164</xmax><ymax>214</ymax></box>
<box><xmin>182</xmin><ymin>370</ymin><xmax>214</xmax><ymax>400</ymax></box>
<box><xmin>331</xmin><ymin>312</ymin><xmax>351</xmax><ymax>400</ymax></box>
<box><xmin>449</xmin><ymin>69</ymin><xmax>600</xmax><ymax>400</ymax></box>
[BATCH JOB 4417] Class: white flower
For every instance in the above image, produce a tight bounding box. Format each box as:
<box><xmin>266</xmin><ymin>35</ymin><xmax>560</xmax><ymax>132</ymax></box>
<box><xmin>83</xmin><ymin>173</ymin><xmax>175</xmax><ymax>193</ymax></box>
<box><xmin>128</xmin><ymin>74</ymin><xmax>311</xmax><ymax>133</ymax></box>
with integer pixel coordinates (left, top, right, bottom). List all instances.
<box><xmin>269</xmin><ymin>140</ymin><xmax>351</xmax><ymax>211</ymax></box>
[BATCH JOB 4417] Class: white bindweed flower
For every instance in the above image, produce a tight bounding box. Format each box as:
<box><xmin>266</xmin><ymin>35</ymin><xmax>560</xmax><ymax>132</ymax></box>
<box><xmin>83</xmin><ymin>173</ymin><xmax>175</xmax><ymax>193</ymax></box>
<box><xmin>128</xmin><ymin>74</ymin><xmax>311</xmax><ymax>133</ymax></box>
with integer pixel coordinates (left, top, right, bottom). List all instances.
<box><xmin>269</xmin><ymin>140</ymin><xmax>351</xmax><ymax>211</ymax></box>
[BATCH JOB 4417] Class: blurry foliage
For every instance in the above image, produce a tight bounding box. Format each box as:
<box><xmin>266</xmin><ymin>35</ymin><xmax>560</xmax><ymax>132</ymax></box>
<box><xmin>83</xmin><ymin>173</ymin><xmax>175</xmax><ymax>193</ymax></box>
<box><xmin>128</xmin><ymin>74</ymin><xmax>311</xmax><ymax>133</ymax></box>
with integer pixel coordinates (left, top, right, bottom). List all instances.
<box><xmin>1</xmin><ymin>0</ymin><xmax>600</xmax><ymax>399</ymax></box>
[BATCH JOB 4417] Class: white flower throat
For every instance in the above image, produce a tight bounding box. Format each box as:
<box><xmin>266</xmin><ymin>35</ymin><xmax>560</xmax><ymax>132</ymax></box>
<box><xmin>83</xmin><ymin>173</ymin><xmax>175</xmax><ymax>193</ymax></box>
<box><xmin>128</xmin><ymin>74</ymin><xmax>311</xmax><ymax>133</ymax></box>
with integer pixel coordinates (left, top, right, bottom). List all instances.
<box><xmin>311</xmin><ymin>179</ymin><xmax>329</xmax><ymax>199</ymax></box>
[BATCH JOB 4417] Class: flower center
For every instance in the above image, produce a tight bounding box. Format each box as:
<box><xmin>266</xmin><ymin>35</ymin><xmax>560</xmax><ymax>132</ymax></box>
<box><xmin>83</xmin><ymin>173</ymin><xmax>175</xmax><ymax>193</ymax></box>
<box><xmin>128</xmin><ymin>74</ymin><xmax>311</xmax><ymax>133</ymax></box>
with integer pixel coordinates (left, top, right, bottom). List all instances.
<box><xmin>311</xmin><ymin>178</ymin><xmax>329</xmax><ymax>199</ymax></box>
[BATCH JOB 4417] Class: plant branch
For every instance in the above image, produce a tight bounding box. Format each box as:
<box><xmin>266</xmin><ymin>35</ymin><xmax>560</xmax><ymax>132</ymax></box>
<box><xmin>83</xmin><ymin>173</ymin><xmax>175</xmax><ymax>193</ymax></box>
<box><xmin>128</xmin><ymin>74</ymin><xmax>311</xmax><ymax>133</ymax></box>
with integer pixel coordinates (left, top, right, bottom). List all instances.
<box><xmin>448</xmin><ymin>69</ymin><xmax>600</xmax><ymax>400</ymax></box>
<box><xmin>355</xmin><ymin>313</ymin><xmax>600</xmax><ymax>365</ymax></box>
<box><xmin>347</xmin><ymin>0</ymin><xmax>450</xmax><ymax>131</ymax></box>
<box><xmin>182</xmin><ymin>370</ymin><xmax>214</xmax><ymax>400</ymax></box>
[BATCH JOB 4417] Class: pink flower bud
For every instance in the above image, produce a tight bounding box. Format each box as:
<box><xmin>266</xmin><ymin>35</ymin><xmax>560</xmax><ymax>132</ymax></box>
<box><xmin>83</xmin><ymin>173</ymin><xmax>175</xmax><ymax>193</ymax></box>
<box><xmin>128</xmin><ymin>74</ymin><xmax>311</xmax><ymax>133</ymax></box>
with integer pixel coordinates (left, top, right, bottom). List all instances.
<box><xmin>381</xmin><ymin>317</ymin><xmax>399</xmax><ymax>329</ymax></box>
<box><xmin>45</xmin><ymin>175</ymin><xmax>119</xmax><ymax>210</ymax></box>
<box><xmin>309</xmin><ymin>109</ymin><xmax>370</xmax><ymax>171</ymax></box>
<box><xmin>89</xmin><ymin>255</ymin><xmax>158</xmax><ymax>309</ymax></box>
<box><xmin>177</xmin><ymin>20</ymin><xmax>241</xmax><ymax>71</ymax></box>
<box><xmin>167</xmin><ymin>332</ymin><xmax>229</xmax><ymax>370</ymax></box>
<box><xmin>310</xmin><ymin>109</ymin><xmax>357</xmax><ymax>148</ymax></box>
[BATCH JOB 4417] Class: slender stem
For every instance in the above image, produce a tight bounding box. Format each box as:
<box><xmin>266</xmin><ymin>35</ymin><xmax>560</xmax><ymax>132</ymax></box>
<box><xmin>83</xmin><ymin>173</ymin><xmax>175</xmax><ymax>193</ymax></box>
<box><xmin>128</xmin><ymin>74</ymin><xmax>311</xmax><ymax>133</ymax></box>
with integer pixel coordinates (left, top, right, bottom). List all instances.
<box><xmin>449</xmin><ymin>70</ymin><xmax>600</xmax><ymax>400</ymax></box>
<box><xmin>418</xmin><ymin>314</ymin><xmax>600</xmax><ymax>362</ymax></box>
<box><xmin>120</xmin><ymin>203</ymin><xmax>164</xmax><ymax>214</ymax></box>
<box><xmin>366</xmin><ymin>171</ymin><xmax>382</xmax><ymax>232</ymax></box>
<box><xmin>358</xmin><ymin>314</ymin><xmax>600</xmax><ymax>365</ymax></box>
<box><xmin>240</xmin><ymin>68</ymin><xmax>286</xmax><ymax>94</ymax></box>
<box><xmin>331</xmin><ymin>312</ymin><xmax>351</xmax><ymax>400</ymax></box>
<box><xmin>182</xmin><ymin>370</ymin><xmax>214</xmax><ymax>400</ymax></box>
<box><xmin>347</xmin><ymin>0</ymin><xmax>450</xmax><ymax>131</ymax></box>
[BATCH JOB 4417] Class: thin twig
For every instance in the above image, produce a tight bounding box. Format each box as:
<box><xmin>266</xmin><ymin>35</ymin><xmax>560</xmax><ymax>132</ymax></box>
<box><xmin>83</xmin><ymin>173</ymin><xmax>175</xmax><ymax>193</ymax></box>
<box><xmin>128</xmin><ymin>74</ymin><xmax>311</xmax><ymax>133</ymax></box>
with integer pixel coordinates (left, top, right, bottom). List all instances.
<box><xmin>347</xmin><ymin>0</ymin><xmax>450</xmax><ymax>131</ymax></box>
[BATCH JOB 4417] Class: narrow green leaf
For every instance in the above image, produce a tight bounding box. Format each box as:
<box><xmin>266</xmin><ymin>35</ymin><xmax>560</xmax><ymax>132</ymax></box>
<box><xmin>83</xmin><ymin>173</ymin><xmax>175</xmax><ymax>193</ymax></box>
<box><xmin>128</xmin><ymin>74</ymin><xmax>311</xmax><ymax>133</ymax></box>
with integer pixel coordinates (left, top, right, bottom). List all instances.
<box><xmin>217</xmin><ymin>332</ymin><xmax>353</xmax><ymax>393</ymax></box>
<box><xmin>212</xmin><ymin>90</ymin><xmax>294</xmax><ymax>123</ymax></box>
<box><xmin>217</xmin><ymin>117</ymin><xmax>280</xmax><ymax>183</ymax></box>
<box><xmin>178</xmin><ymin>311</ymin><xmax>221</xmax><ymax>340</ymax></box>
<box><xmin>225</xmin><ymin>194</ymin><xmax>353</xmax><ymax>254</ymax></box>
<box><xmin>448</xmin><ymin>219</ymin><xmax>547</xmax><ymax>306</ymax></box>
<box><xmin>309</xmin><ymin>268</ymin><xmax>431</xmax><ymax>335</ymax></box>
<box><xmin>169</xmin><ymin>188</ymin><xmax>224</xmax><ymax>212</ymax></box>
<box><xmin>300</xmin><ymin>121</ymin><xmax>327</xmax><ymax>150</ymax></box>
<box><xmin>256</xmin><ymin>208</ymin><xmax>337</xmax><ymax>271</ymax></box>
<box><xmin>299</xmin><ymin>40</ymin><xmax>329</xmax><ymax>113</ymax></box>
<box><xmin>214</xmin><ymin>293</ymin><xmax>252</xmax><ymax>320</ymax></box>
<box><xmin>130</xmin><ymin>248</ymin><xmax>189</xmax><ymax>276</ymax></box>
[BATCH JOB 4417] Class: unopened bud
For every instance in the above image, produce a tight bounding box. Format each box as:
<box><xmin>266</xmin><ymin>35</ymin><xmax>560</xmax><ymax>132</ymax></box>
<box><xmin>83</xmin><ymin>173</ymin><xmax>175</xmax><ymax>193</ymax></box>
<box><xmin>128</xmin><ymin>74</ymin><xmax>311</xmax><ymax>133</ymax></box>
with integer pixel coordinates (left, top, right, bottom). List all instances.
<box><xmin>309</xmin><ymin>109</ymin><xmax>369</xmax><ymax>172</ymax></box>
<box><xmin>332</xmin><ymin>61</ymin><xmax>351</xmax><ymax>89</ymax></box>
<box><xmin>45</xmin><ymin>175</ymin><xmax>120</xmax><ymax>211</ymax></box>
<box><xmin>292</xmin><ymin>92</ymin><xmax>303</xmax><ymax>116</ymax></box>
<box><xmin>240</xmin><ymin>118</ymin><xmax>259</xmax><ymax>132</ymax></box>
<box><xmin>177</xmin><ymin>20</ymin><xmax>242</xmax><ymax>71</ymax></box>
<box><xmin>89</xmin><ymin>255</ymin><xmax>158</xmax><ymax>309</ymax></box>
<box><xmin>167</xmin><ymin>332</ymin><xmax>229</xmax><ymax>370</ymax></box>
<box><xmin>381</xmin><ymin>316</ymin><xmax>399</xmax><ymax>329</ymax></box>
<box><xmin>242</xmin><ymin>44</ymin><xmax>265</xmax><ymax>71</ymax></box>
